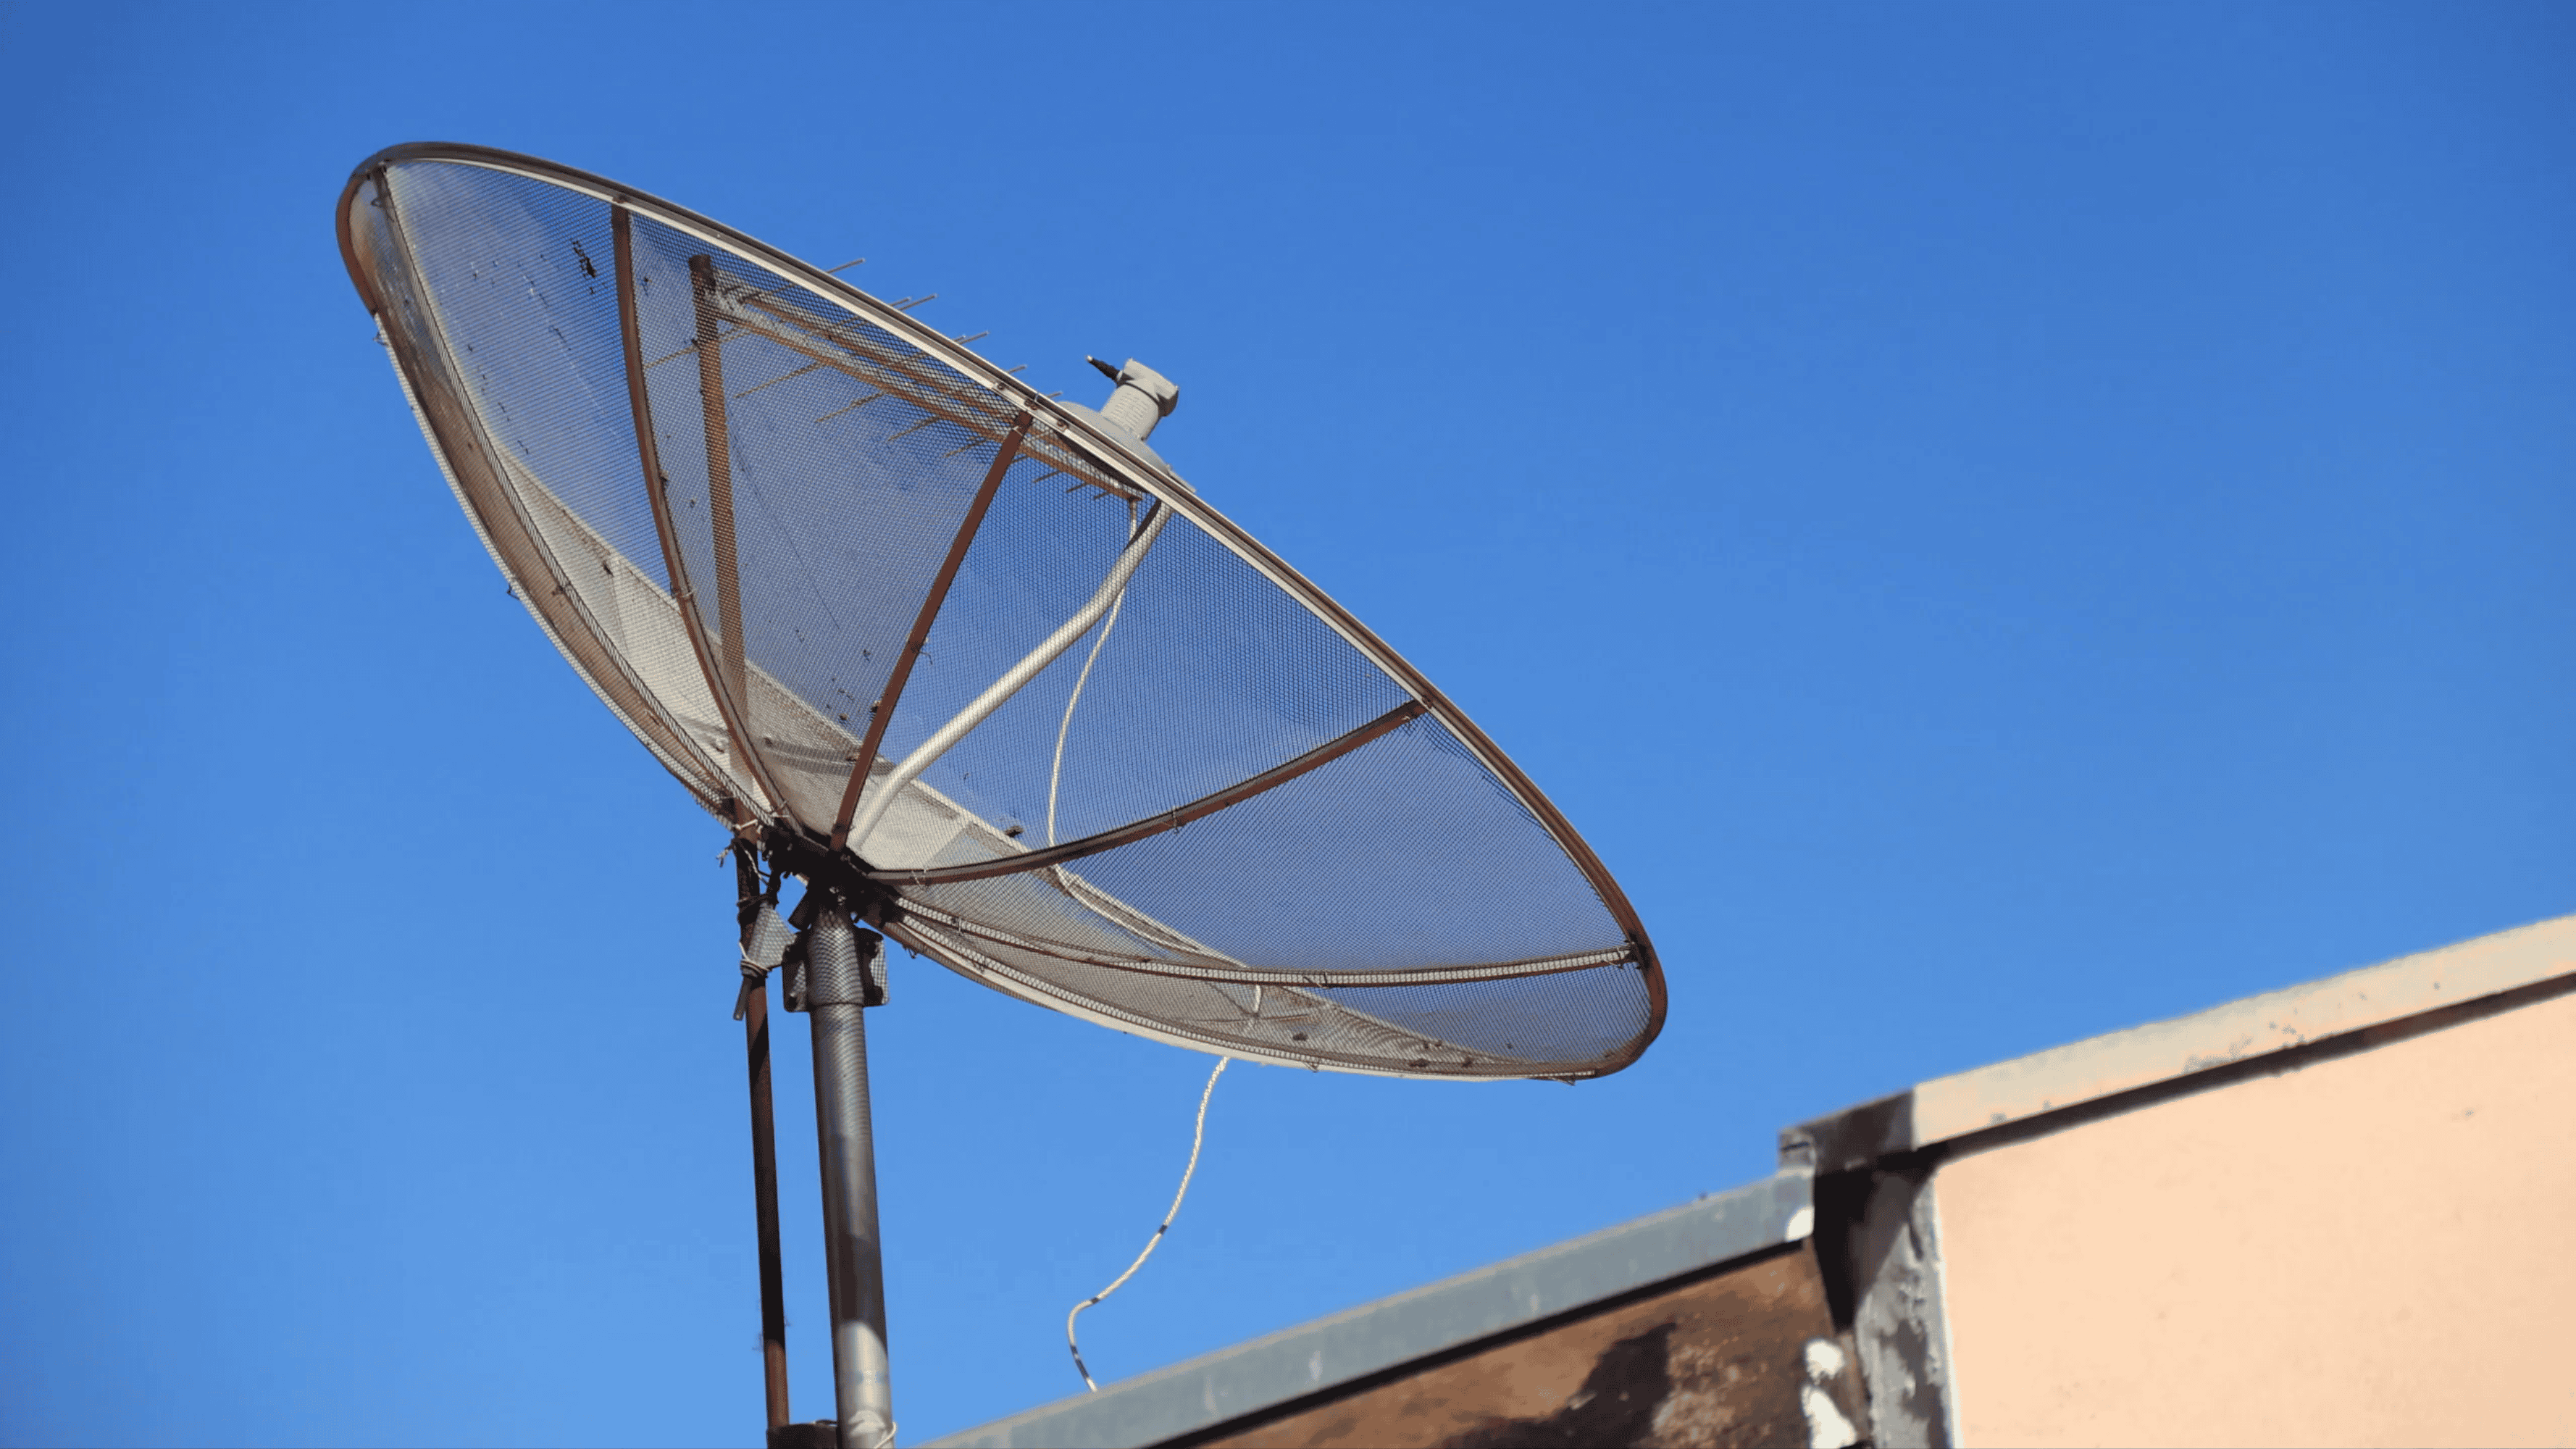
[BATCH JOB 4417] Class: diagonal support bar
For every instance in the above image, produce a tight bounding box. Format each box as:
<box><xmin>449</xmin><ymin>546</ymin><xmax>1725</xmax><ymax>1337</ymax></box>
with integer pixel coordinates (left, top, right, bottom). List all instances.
<box><xmin>869</xmin><ymin>701</ymin><xmax>1428</xmax><ymax>885</ymax></box>
<box><xmin>613</xmin><ymin>206</ymin><xmax>794</xmax><ymax>826</ymax></box>
<box><xmin>842</xmin><ymin>503</ymin><xmax>1171</xmax><ymax>860</ymax></box>
<box><xmin>828</xmin><ymin>415</ymin><xmax>1031</xmax><ymax>848</ymax></box>
<box><xmin>690</xmin><ymin>256</ymin><xmax>749</xmax><ymax>724</ymax></box>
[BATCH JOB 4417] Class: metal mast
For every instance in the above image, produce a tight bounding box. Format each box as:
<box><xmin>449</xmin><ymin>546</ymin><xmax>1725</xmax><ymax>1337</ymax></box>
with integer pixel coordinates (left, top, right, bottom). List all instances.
<box><xmin>801</xmin><ymin>899</ymin><xmax>894</xmax><ymax>1448</ymax></box>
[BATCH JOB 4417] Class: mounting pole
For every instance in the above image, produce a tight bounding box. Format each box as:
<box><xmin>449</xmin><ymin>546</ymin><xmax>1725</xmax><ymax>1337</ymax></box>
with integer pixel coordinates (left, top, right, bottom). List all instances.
<box><xmin>735</xmin><ymin>850</ymin><xmax>793</xmax><ymax>1435</ymax></box>
<box><xmin>805</xmin><ymin>903</ymin><xmax>893</xmax><ymax>1448</ymax></box>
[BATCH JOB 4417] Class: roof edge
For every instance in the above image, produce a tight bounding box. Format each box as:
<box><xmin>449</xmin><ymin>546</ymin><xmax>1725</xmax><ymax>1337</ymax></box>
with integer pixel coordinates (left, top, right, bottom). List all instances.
<box><xmin>923</xmin><ymin>1171</ymin><xmax>1812</xmax><ymax>1449</ymax></box>
<box><xmin>1784</xmin><ymin>911</ymin><xmax>2576</xmax><ymax>1172</ymax></box>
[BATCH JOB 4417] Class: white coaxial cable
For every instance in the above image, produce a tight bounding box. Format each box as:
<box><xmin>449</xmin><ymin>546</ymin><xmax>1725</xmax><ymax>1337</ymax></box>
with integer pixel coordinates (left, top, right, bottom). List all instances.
<box><xmin>1046</xmin><ymin>498</ymin><xmax>1139</xmax><ymax>848</ymax></box>
<box><xmin>1066</xmin><ymin>1055</ymin><xmax>1231</xmax><ymax>1391</ymax></box>
<box><xmin>845</xmin><ymin>501</ymin><xmax>1168</xmax><ymax>857</ymax></box>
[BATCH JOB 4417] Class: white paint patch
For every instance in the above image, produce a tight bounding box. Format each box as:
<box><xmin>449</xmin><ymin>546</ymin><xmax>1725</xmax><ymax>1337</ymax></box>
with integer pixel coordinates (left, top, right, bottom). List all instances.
<box><xmin>1801</xmin><ymin>1384</ymin><xmax>1860</xmax><ymax>1449</ymax></box>
<box><xmin>1784</xmin><ymin>1206</ymin><xmax>1815</xmax><ymax>1240</ymax></box>
<box><xmin>1802</xmin><ymin>1337</ymin><xmax>1860</xmax><ymax>1448</ymax></box>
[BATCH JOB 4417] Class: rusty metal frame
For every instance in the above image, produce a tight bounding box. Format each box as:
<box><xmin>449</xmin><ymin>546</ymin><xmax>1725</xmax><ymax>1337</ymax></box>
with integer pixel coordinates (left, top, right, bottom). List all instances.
<box><xmin>689</xmin><ymin>256</ymin><xmax>751</xmax><ymax>732</ymax></box>
<box><xmin>359</xmin><ymin>167</ymin><xmax>737</xmax><ymax>809</ymax></box>
<box><xmin>338</xmin><ymin>143</ymin><xmax>1667</xmax><ymax>1076</ymax></box>
<box><xmin>827</xmin><ymin>415</ymin><xmax>1031</xmax><ymax>848</ymax></box>
<box><xmin>701</xmin><ymin>284</ymin><xmax>1137</xmax><ymax>504</ymax></box>
<box><xmin>898</xmin><ymin>896</ymin><xmax>1634</xmax><ymax>987</ymax></box>
<box><xmin>872</xmin><ymin>701</ymin><xmax>1429</xmax><ymax>885</ymax></box>
<box><xmin>613</xmin><ymin>204</ymin><xmax>795</xmax><ymax>827</ymax></box>
<box><xmin>888</xmin><ymin>913</ymin><xmax>1628</xmax><ymax>1082</ymax></box>
<box><xmin>729</xmin><ymin>296</ymin><xmax>1016</xmax><ymax>438</ymax></box>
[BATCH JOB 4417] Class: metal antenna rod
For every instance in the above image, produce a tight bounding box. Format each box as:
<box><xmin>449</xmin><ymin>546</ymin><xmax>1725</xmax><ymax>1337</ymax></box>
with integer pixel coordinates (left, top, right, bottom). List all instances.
<box><xmin>734</xmin><ymin>849</ymin><xmax>793</xmax><ymax>1433</ymax></box>
<box><xmin>806</xmin><ymin>902</ymin><xmax>894</xmax><ymax>1448</ymax></box>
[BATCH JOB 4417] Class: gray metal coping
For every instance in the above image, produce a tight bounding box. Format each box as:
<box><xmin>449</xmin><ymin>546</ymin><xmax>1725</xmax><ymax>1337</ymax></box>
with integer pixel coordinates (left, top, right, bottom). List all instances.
<box><xmin>923</xmin><ymin>1170</ymin><xmax>1814</xmax><ymax>1449</ymax></box>
<box><xmin>1783</xmin><ymin>911</ymin><xmax>2576</xmax><ymax>1174</ymax></box>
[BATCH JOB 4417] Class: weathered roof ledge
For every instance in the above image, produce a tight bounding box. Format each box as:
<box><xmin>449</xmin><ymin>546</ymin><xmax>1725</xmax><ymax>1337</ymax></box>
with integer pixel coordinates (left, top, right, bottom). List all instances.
<box><xmin>934</xmin><ymin>911</ymin><xmax>2576</xmax><ymax>1448</ymax></box>
<box><xmin>924</xmin><ymin>1171</ymin><xmax>1811</xmax><ymax>1449</ymax></box>
<box><xmin>1785</xmin><ymin>911</ymin><xmax>2576</xmax><ymax>1174</ymax></box>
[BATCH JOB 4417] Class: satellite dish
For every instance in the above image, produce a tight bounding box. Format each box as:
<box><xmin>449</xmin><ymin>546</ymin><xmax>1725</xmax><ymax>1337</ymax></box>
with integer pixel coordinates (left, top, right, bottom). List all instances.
<box><xmin>336</xmin><ymin>142</ymin><xmax>1663</xmax><ymax>1447</ymax></box>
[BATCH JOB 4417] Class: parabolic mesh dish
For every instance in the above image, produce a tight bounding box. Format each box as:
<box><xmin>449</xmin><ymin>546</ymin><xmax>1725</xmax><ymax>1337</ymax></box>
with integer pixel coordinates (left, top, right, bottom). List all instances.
<box><xmin>338</xmin><ymin>143</ymin><xmax>1664</xmax><ymax>1080</ymax></box>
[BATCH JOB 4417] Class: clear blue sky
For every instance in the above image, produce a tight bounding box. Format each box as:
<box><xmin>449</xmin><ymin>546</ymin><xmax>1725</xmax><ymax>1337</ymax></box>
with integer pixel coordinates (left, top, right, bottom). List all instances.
<box><xmin>4</xmin><ymin>4</ymin><xmax>2570</xmax><ymax>1445</ymax></box>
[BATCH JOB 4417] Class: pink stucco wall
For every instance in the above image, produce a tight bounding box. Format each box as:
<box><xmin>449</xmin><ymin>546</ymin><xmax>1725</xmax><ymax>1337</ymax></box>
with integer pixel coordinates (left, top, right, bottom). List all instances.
<box><xmin>1935</xmin><ymin>987</ymin><xmax>2576</xmax><ymax>1447</ymax></box>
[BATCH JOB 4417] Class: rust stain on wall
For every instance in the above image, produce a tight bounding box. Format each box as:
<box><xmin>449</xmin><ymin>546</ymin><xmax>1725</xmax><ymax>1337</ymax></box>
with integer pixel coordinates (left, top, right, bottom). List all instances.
<box><xmin>1187</xmin><ymin>1247</ymin><xmax>1860</xmax><ymax>1449</ymax></box>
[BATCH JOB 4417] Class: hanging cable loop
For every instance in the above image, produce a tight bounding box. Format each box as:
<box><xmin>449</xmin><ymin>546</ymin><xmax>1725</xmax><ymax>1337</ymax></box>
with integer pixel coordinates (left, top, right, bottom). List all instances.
<box><xmin>1066</xmin><ymin>1055</ymin><xmax>1231</xmax><ymax>1391</ymax></box>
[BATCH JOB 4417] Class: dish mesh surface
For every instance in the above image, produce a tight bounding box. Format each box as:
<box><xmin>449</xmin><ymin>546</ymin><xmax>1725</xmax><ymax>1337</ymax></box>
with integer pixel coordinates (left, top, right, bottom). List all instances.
<box><xmin>342</xmin><ymin>148</ymin><xmax>1663</xmax><ymax>1079</ymax></box>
